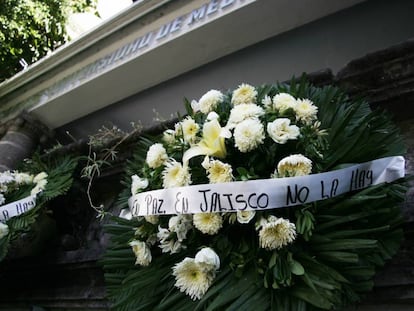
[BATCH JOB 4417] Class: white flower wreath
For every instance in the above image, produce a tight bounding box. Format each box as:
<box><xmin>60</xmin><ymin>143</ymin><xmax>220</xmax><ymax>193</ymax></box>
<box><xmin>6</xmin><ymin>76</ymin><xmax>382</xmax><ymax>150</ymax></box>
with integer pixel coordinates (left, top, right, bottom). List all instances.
<box><xmin>0</xmin><ymin>155</ymin><xmax>77</xmax><ymax>262</ymax></box>
<box><xmin>103</xmin><ymin>79</ymin><xmax>408</xmax><ymax>311</ymax></box>
<box><xmin>0</xmin><ymin>171</ymin><xmax>48</xmax><ymax>207</ymax></box>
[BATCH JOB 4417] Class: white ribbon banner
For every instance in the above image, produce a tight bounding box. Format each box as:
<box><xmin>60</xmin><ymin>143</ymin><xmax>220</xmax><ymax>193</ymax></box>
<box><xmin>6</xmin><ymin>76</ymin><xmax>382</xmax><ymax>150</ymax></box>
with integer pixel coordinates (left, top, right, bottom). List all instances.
<box><xmin>0</xmin><ymin>195</ymin><xmax>37</xmax><ymax>222</ymax></box>
<box><xmin>126</xmin><ymin>156</ymin><xmax>405</xmax><ymax>217</ymax></box>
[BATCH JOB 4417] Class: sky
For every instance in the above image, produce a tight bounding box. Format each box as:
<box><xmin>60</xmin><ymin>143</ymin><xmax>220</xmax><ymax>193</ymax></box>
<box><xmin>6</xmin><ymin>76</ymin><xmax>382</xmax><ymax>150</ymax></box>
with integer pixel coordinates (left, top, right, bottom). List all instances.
<box><xmin>67</xmin><ymin>0</ymin><xmax>134</xmax><ymax>39</ymax></box>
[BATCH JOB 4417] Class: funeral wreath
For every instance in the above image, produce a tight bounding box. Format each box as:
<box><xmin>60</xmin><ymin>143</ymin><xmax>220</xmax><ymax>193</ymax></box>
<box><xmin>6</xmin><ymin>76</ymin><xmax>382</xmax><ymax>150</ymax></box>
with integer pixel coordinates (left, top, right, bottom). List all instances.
<box><xmin>0</xmin><ymin>155</ymin><xmax>77</xmax><ymax>261</ymax></box>
<box><xmin>103</xmin><ymin>79</ymin><xmax>408</xmax><ymax>310</ymax></box>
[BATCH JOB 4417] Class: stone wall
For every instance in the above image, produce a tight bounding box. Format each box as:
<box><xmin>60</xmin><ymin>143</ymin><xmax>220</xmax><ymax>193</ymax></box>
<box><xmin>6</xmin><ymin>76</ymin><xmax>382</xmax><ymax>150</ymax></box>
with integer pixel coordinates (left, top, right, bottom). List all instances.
<box><xmin>336</xmin><ymin>40</ymin><xmax>414</xmax><ymax>311</ymax></box>
<box><xmin>0</xmin><ymin>40</ymin><xmax>413</xmax><ymax>310</ymax></box>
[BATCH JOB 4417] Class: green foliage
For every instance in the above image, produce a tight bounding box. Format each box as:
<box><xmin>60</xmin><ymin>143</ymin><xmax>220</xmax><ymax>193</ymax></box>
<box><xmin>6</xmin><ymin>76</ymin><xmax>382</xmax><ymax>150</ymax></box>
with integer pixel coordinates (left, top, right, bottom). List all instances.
<box><xmin>103</xmin><ymin>79</ymin><xmax>408</xmax><ymax>310</ymax></box>
<box><xmin>104</xmin><ymin>183</ymin><xmax>406</xmax><ymax>310</ymax></box>
<box><xmin>0</xmin><ymin>235</ymin><xmax>10</xmax><ymax>262</ymax></box>
<box><xmin>24</xmin><ymin>153</ymin><xmax>79</xmax><ymax>201</ymax></box>
<box><xmin>0</xmin><ymin>0</ymin><xmax>95</xmax><ymax>82</ymax></box>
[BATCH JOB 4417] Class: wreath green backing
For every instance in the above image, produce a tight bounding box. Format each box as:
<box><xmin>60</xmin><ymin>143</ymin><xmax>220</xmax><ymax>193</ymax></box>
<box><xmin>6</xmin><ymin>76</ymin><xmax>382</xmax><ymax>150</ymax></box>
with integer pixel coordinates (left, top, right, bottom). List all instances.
<box><xmin>102</xmin><ymin>79</ymin><xmax>408</xmax><ymax>310</ymax></box>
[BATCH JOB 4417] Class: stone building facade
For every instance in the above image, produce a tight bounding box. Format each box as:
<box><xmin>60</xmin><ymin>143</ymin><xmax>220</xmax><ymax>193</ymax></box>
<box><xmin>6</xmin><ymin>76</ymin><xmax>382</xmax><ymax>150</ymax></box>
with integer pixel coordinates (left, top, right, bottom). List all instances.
<box><xmin>0</xmin><ymin>0</ymin><xmax>413</xmax><ymax>309</ymax></box>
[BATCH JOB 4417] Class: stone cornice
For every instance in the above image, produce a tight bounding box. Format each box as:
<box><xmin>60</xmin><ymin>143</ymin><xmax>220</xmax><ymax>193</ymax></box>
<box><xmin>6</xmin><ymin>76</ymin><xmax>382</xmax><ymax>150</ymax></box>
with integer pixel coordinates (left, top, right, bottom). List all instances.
<box><xmin>0</xmin><ymin>0</ymin><xmax>365</xmax><ymax>129</ymax></box>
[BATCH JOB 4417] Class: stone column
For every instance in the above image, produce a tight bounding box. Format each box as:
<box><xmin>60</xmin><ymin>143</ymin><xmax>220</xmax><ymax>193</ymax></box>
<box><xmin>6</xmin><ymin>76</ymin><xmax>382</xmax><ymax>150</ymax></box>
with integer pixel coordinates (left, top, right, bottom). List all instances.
<box><xmin>0</xmin><ymin>113</ymin><xmax>51</xmax><ymax>171</ymax></box>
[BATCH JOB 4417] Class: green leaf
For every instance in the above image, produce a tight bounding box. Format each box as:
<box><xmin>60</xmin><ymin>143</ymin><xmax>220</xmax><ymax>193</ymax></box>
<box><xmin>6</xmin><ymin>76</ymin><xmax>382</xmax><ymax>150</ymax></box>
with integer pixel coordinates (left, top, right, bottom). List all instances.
<box><xmin>311</xmin><ymin>239</ymin><xmax>377</xmax><ymax>251</ymax></box>
<box><xmin>268</xmin><ymin>251</ymin><xmax>277</xmax><ymax>268</ymax></box>
<box><xmin>0</xmin><ymin>236</ymin><xmax>10</xmax><ymax>261</ymax></box>
<box><xmin>205</xmin><ymin>269</ymin><xmax>256</xmax><ymax>311</ymax></box>
<box><xmin>324</xmin><ymin>225</ymin><xmax>390</xmax><ymax>238</ymax></box>
<box><xmin>317</xmin><ymin>251</ymin><xmax>359</xmax><ymax>263</ymax></box>
<box><xmin>291</xmin><ymin>285</ymin><xmax>333</xmax><ymax>310</ymax></box>
<box><xmin>342</xmin><ymin>266</ymin><xmax>375</xmax><ymax>279</ymax></box>
<box><xmin>290</xmin><ymin>260</ymin><xmax>305</xmax><ymax>276</ymax></box>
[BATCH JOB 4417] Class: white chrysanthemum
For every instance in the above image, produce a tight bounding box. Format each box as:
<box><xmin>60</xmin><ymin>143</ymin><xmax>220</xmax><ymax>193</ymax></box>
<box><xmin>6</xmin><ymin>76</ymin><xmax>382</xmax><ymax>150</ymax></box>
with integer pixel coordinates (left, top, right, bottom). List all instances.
<box><xmin>277</xmin><ymin>154</ymin><xmax>312</xmax><ymax>177</ymax></box>
<box><xmin>267</xmin><ymin>118</ymin><xmax>300</xmax><ymax>144</ymax></box>
<box><xmin>169</xmin><ymin>216</ymin><xmax>181</xmax><ymax>230</ymax></box>
<box><xmin>295</xmin><ymin>98</ymin><xmax>318</xmax><ymax>124</ymax></box>
<box><xmin>195</xmin><ymin>247</ymin><xmax>220</xmax><ymax>270</ymax></box>
<box><xmin>173</xmin><ymin>258</ymin><xmax>215</xmax><ymax>300</ymax></box>
<box><xmin>169</xmin><ymin>214</ymin><xmax>193</xmax><ymax>241</ymax></box>
<box><xmin>146</xmin><ymin>143</ymin><xmax>168</xmax><ymax>169</ymax></box>
<box><xmin>160</xmin><ymin>238</ymin><xmax>184</xmax><ymax>254</ymax></box>
<box><xmin>206</xmin><ymin>111</ymin><xmax>219</xmax><ymax>121</ymax></box>
<box><xmin>157</xmin><ymin>226</ymin><xmax>170</xmax><ymax>241</ymax></box>
<box><xmin>198</xmin><ymin>89</ymin><xmax>224</xmax><ymax>114</ymax></box>
<box><xmin>273</xmin><ymin>93</ymin><xmax>297</xmax><ymax>112</ymax></box>
<box><xmin>0</xmin><ymin>184</ymin><xmax>7</xmax><ymax>193</ymax></box>
<box><xmin>258</xmin><ymin>216</ymin><xmax>296</xmax><ymax>250</ymax></box>
<box><xmin>162</xmin><ymin>129</ymin><xmax>176</xmax><ymax>145</ymax></box>
<box><xmin>33</xmin><ymin>172</ymin><xmax>48</xmax><ymax>183</ymax></box>
<box><xmin>231</xmin><ymin>83</ymin><xmax>257</xmax><ymax>105</ymax></box>
<box><xmin>157</xmin><ymin>226</ymin><xmax>184</xmax><ymax>254</ymax></box>
<box><xmin>0</xmin><ymin>194</ymin><xmax>5</xmax><ymax>206</ymax></box>
<box><xmin>227</xmin><ymin>103</ymin><xmax>264</xmax><ymax>127</ymax></box>
<box><xmin>0</xmin><ymin>171</ymin><xmax>13</xmax><ymax>184</ymax></box>
<box><xmin>129</xmin><ymin>240</ymin><xmax>152</xmax><ymax>266</ymax></box>
<box><xmin>237</xmin><ymin>210</ymin><xmax>256</xmax><ymax>224</ymax></box>
<box><xmin>162</xmin><ymin>159</ymin><xmax>192</xmax><ymax>188</ymax></box>
<box><xmin>0</xmin><ymin>222</ymin><xmax>8</xmax><ymax>239</ymax></box>
<box><xmin>27</xmin><ymin>172</ymin><xmax>48</xmax><ymax>195</ymax></box>
<box><xmin>193</xmin><ymin>213</ymin><xmax>223</xmax><ymax>235</ymax></box>
<box><xmin>177</xmin><ymin>117</ymin><xmax>200</xmax><ymax>144</ymax></box>
<box><xmin>191</xmin><ymin>100</ymin><xmax>200</xmax><ymax>113</ymax></box>
<box><xmin>204</xmin><ymin>160</ymin><xmax>233</xmax><ymax>184</ymax></box>
<box><xmin>144</xmin><ymin>215</ymin><xmax>159</xmax><ymax>225</ymax></box>
<box><xmin>234</xmin><ymin>119</ymin><xmax>265</xmax><ymax>152</ymax></box>
<box><xmin>14</xmin><ymin>173</ymin><xmax>33</xmax><ymax>185</ymax></box>
<box><xmin>262</xmin><ymin>95</ymin><xmax>272</xmax><ymax>109</ymax></box>
<box><xmin>38</xmin><ymin>179</ymin><xmax>48</xmax><ymax>190</ymax></box>
<box><xmin>131</xmin><ymin>175</ymin><xmax>149</xmax><ymax>195</ymax></box>
<box><xmin>31</xmin><ymin>179</ymin><xmax>48</xmax><ymax>195</ymax></box>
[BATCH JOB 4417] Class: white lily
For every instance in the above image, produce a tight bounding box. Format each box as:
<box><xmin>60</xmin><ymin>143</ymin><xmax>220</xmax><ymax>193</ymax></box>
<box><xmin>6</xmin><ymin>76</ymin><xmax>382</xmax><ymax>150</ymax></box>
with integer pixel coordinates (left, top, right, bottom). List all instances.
<box><xmin>183</xmin><ymin>119</ymin><xmax>231</xmax><ymax>165</ymax></box>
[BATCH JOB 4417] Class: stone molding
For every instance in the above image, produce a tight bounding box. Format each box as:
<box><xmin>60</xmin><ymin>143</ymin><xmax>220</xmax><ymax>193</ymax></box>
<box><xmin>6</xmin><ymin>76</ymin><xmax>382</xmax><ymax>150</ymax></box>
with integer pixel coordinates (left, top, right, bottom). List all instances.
<box><xmin>0</xmin><ymin>113</ymin><xmax>52</xmax><ymax>171</ymax></box>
